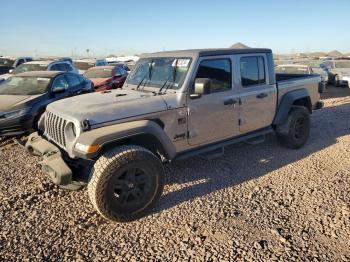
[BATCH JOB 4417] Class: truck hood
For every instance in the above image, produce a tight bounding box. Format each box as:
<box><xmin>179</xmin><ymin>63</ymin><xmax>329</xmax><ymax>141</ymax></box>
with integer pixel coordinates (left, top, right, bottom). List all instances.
<box><xmin>0</xmin><ymin>95</ymin><xmax>40</xmax><ymax>112</ymax></box>
<box><xmin>47</xmin><ymin>89</ymin><xmax>168</xmax><ymax>126</ymax></box>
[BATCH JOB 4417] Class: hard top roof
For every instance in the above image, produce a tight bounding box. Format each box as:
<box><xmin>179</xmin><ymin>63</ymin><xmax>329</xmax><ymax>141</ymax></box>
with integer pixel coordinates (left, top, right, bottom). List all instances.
<box><xmin>141</xmin><ymin>48</ymin><xmax>272</xmax><ymax>59</ymax></box>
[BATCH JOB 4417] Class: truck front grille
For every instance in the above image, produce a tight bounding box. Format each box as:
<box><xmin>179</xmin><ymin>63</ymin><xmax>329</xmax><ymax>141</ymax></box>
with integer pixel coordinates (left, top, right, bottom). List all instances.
<box><xmin>45</xmin><ymin>111</ymin><xmax>67</xmax><ymax>149</ymax></box>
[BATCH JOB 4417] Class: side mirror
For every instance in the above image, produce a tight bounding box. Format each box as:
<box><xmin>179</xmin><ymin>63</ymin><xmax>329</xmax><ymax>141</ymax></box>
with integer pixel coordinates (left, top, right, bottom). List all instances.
<box><xmin>52</xmin><ymin>86</ymin><xmax>66</xmax><ymax>94</ymax></box>
<box><xmin>190</xmin><ymin>78</ymin><xmax>211</xmax><ymax>99</ymax></box>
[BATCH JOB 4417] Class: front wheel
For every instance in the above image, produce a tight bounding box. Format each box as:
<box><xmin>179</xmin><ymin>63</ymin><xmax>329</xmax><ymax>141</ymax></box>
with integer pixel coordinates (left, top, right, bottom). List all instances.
<box><xmin>88</xmin><ymin>145</ymin><xmax>165</xmax><ymax>222</ymax></box>
<box><xmin>275</xmin><ymin>106</ymin><xmax>310</xmax><ymax>149</ymax></box>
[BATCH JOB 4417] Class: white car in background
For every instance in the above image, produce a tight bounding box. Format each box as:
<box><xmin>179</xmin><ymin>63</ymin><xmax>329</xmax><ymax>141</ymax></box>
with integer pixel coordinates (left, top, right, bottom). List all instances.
<box><xmin>0</xmin><ymin>60</ymin><xmax>79</xmax><ymax>81</ymax></box>
<box><xmin>322</xmin><ymin>60</ymin><xmax>350</xmax><ymax>87</ymax></box>
<box><xmin>275</xmin><ymin>64</ymin><xmax>326</xmax><ymax>93</ymax></box>
<box><xmin>292</xmin><ymin>60</ymin><xmax>329</xmax><ymax>83</ymax></box>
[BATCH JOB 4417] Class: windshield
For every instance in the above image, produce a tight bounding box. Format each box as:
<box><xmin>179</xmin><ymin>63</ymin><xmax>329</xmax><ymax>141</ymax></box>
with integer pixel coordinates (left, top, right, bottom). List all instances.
<box><xmin>0</xmin><ymin>76</ymin><xmax>51</xmax><ymax>95</ymax></box>
<box><xmin>0</xmin><ymin>58</ymin><xmax>15</xmax><ymax>66</ymax></box>
<box><xmin>84</xmin><ymin>68</ymin><xmax>113</xmax><ymax>78</ymax></box>
<box><xmin>74</xmin><ymin>61</ymin><xmax>95</xmax><ymax>70</ymax></box>
<box><xmin>12</xmin><ymin>64</ymin><xmax>48</xmax><ymax>74</ymax></box>
<box><xmin>335</xmin><ymin>61</ymin><xmax>350</xmax><ymax>68</ymax></box>
<box><xmin>275</xmin><ymin>66</ymin><xmax>310</xmax><ymax>74</ymax></box>
<box><xmin>125</xmin><ymin>57</ymin><xmax>191</xmax><ymax>90</ymax></box>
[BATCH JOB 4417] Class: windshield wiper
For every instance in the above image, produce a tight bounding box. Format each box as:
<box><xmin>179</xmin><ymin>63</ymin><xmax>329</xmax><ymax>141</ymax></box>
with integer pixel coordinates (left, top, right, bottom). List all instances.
<box><xmin>158</xmin><ymin>76</ymin><xmax>172</xmax><ymax>95</ymax></box>
<box><xmin>136</xmin><ymin>75</ymin><xmax>147</xmax><ymax>90</ymax></box>
<box><xmin>158</xmin><ymin>59</ymin><xmax>178</xmax><ymax>95</ymax></box>
<box><xmin>136</xmin><ymin>60</ymin><xmax>153</xmax><ymax>91</ymax></box>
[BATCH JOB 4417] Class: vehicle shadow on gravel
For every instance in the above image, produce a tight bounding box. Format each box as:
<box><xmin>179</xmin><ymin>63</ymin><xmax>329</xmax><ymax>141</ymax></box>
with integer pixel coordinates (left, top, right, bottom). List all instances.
<box><xmin>152</xmin><ymin>102</ymin><xmax>350</xmax><ymax>215</ymax></box>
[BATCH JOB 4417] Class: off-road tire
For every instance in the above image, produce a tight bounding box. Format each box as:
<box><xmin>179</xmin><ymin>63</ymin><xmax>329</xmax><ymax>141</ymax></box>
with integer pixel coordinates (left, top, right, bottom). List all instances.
<box><xmin>276</xmin><ymin>106</ymin><xmax>310</xmax><ymax>149</ymax></box>
<box><xmin>88</xmin><ymin>145</ymin><xmax>165</xmax><ymax>222</ymax></box>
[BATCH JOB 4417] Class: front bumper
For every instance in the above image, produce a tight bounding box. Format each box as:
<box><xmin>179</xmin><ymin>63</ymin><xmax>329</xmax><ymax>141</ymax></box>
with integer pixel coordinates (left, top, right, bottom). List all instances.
<box><xmin>25</xmin><ymin>132</ymin><xmax>73</xmax><ymax>185</ymax></box>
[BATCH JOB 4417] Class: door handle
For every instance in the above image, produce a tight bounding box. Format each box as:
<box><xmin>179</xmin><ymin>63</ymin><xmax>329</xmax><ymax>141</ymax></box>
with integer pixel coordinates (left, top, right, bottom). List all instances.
<box><xmin>257</xmin><ymin>93</ymin><xmax>268</xmax><ymax>99</ymax></box>
<box><xmin>223</xmin><ymin>98</ymin><xmax>238</xmax><ymax>105</ymax></box>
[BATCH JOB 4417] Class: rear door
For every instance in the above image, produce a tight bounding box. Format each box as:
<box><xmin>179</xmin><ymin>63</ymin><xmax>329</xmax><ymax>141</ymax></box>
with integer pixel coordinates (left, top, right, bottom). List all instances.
<box><xmin>187</xmin><ymin>56</ymin><xmax>240</xmax><ymax>146</ymax></box>
<box><xmin>237</xmin><ymin>54</ymin><xmax>277</xmax><ymax>133</ymax></box>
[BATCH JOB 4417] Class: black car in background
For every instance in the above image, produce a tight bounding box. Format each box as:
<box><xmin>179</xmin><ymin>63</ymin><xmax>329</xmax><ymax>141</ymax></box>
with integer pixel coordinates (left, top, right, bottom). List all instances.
<box><xmin>0</xmin><ymin>71</ymin><xmax>93</xmax><ymax>136</ymax></box>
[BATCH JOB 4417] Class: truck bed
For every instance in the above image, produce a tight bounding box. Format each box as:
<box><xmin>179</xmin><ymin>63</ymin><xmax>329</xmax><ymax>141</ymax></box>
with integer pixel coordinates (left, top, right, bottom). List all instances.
<box><xmin>276</xmin><ymin>73</ymin><xmax>320</xmax><ymax>82</ymax></box>
<box><xmin>276</xmin><ymin>73</ymin><xmax>321</xmax><ymax>107</ymax></box>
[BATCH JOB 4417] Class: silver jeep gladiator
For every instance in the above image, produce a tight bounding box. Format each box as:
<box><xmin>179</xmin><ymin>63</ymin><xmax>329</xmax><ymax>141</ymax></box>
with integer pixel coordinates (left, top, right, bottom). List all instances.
<box><xmin>26</xmin><ymin>48</ymin><xmax>323</xmax><ymax>222</ymax></box>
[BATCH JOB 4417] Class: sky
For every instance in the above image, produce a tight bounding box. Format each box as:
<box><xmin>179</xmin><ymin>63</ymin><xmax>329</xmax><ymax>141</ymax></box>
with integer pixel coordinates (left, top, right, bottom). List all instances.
<box><xmin>1</xmin><ymin>0</ymin><xmax>350</xmax><ymax>57</ymax></box>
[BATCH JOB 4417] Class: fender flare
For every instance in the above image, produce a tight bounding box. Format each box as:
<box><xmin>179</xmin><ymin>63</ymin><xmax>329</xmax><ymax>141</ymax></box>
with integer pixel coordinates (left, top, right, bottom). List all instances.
<box><xmin>273</xmin><ymin>89</ymin><xmax>311</xmax><ymax>125</ymax></box>
<box><xmin>74</xmin><ymin>120</ymin><xmax>177</xmax><ymax>160</ymax></box>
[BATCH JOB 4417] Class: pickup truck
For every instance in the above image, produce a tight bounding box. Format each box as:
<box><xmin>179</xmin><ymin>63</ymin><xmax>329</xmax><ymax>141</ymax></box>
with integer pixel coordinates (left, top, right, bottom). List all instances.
<box><xmin>25</xmin><ymin>48</ymin><xmax>323</xmax><ymax>222</ymax></box>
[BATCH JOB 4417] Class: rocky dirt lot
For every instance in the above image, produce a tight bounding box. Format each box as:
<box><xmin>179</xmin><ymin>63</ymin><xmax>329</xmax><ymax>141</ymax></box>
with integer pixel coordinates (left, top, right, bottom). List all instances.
<box><xmin>0</xmin><ymin>87</ymin><xmax>350</xmax><ymax>261</ymax></box>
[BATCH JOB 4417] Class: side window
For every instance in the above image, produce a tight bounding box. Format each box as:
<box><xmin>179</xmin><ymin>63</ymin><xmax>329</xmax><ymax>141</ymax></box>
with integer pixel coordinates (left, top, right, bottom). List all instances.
<box><xmin>50</xmin><ymin>64</ymin><xmax>60</xmax><ymax>71</ymax></box>
<box><xmin>240</xmin><ymin>56</ymin><xmax>266</xmax><ymax>87</ymax></box>
<box><xmin>67</xmin><ymin>64</ymin><xmax>74</xmax><ymax>71</ymax></box>
<box><xmin>17</xmin><ymin>59</ymin><xmax>25</xmax><ymax>66</ymax></box>
<box><xmin>58</xmin><ymin>63</ymin><xmax>68</xmax><ymax>71</ymax></box>
<box><xmin>195</xmin><ymin>59</ymin><xmax>231</xmax><ymax>92</ymax></box>
<box><xmin>52</xmin><ymin>75</ymin><xmax>69</xmax><ymax>90</ymax></box>
<box><xmin>114</xmin><ymin>67</ymin><xmax>124</xmax><ymax>75</ymax></box>
<box><xmin>66</xmin><ymin>74</ymin><xmax>81</xmax><ymax>87</ymax></box>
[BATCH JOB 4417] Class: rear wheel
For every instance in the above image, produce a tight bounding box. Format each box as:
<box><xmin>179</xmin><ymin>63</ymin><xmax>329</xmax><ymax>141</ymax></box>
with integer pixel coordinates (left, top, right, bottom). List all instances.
<box><xmin>276</xmin><ymin>106</ymin><xmax>310</xmax><ymax>149</ymax></box>
<box><xmin>88</xmin><ymin>145</ymin><xmax>164</xmax><ymax>222</ymax></box>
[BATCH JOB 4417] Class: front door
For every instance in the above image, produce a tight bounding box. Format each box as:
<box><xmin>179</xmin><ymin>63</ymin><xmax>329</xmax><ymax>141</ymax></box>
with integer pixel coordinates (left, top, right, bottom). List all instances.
<box><xmin>237</xmin><ymin>54</ymin><xmax>277</xmax><ymax>134</ymax></box>
<box><xmin>187</xmin><ymin>57</ymin><xmax>239</xmax><ymax>146</ymax></box>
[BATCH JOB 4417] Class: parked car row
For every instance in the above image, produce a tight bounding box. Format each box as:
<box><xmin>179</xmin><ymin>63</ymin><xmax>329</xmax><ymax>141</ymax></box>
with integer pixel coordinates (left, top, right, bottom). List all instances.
<box><xmin>0</xmin><ymin>56</ymin><xmax>33</xmax><ymax>75</ymax></box>
<box><xmin>0</xmin><ymin>56</ymin><xmax>130</xmax><ymax>136</ymax></box>
<box><xmin>274</xmin><ymin>59</ymin><xmax>350</xmax><ymax>88</ymax></box>
<box><xmin>0</xmin><ymin>71</ymin><xmax>93</xmax><ymax>136</ymax></box>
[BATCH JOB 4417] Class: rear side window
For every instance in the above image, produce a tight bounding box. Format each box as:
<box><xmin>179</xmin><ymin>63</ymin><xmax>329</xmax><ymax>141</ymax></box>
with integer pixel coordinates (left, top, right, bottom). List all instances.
<box><xmin>17</xmin><ymin>59</ymin><xmax>25</xmax><ymax>66</ymax></box>
<box><xmin>50</xmin><ymin>64</ymin><xmax>60</xmax><ymax>71</ymax></box>
<box><xmin>59</xmin><ymin>63</ymin><xmax>69</xmax><ymax>71</ymax></box>
<box><xmin>66</xmin><ymin>74</ymin><xmax>81</xmax><ymax>87</ymax></box>
<box><xmin>240</xmin><ymin>56</ymin><xmax>266</xmax><ymax>87</ymax></box>
<box><xmin>195</xmin><ymin>59</ymin><xmax>231</xmax><ymax>92</ymax></box>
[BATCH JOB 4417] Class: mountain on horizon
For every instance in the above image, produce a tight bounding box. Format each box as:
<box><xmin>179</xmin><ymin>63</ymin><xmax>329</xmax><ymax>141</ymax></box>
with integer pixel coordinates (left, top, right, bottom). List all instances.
<box><xmin>230</xmin><ymin>42</ymin><xmax>250</xmax><ymax>49</ymax></box>
<box><xmin>327</xmin><ymin>50</ymin><xmax>343</xmax><ymax>57</ymax></box>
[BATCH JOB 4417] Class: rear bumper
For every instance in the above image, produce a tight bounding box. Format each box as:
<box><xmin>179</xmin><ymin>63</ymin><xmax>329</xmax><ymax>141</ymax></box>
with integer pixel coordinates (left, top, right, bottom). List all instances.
<box><xmin>25</xmin><ymin>132</ymin><xmax>73</xmax><ymax>185</ymax></box>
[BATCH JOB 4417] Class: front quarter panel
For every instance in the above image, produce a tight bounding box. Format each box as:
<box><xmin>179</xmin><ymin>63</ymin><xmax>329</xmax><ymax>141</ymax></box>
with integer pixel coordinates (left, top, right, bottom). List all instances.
<box><xmin>74</xmin><ymin>120</ymin><xmax>177</xmax><ymax>160</ymax></box>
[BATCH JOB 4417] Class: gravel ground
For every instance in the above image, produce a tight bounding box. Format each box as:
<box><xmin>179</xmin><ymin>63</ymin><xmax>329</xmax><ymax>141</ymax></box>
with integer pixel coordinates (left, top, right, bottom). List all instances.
<box><xmin>0</xmin><ymin>87</ymin><xmax>350</xmax><ymax>261</ymax></box>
